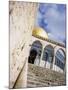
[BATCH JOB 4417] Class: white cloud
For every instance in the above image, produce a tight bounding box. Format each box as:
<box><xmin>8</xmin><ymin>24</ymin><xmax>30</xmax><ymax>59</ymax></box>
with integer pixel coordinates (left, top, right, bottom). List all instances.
<box><xmin>43</xmin><ymin>4</ymin><xmax>66</xmax><ymax>44</ymax></box>
<box><xmin>36</xmin><ymin>4</ymin><xmax>66</xmax><ymax>45</ymax></box>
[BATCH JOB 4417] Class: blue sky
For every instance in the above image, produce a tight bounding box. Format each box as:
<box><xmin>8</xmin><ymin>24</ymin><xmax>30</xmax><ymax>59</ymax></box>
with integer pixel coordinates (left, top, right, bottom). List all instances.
<box><xmin>35</xmin><ymin>3</ymin><xmax>66</xmax><ymax>46</ymax></box>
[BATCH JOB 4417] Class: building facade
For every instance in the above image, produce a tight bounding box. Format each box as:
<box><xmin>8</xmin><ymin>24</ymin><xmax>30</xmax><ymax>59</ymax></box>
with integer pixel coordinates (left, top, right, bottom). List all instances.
<box><xmin>28</xmin><ymin>27</ymin><xmax>66</xmax><ymax>74</ymax></box>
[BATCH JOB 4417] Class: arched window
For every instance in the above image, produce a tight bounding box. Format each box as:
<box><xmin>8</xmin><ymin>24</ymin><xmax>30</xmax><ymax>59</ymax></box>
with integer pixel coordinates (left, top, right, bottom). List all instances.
<box><xmin>42</xmin><ymin>45</ymin><xmax>54</xmax><ymax>63</ymax></box>
<box><xmin>55</xmin><ymin>49</ymin><xmax>65</xmax><ymax>70</ymax></box>
<box><xmin>28</xmin><ymin>40</ymin><xmax>42</xmax><ymax>64</ymax></box>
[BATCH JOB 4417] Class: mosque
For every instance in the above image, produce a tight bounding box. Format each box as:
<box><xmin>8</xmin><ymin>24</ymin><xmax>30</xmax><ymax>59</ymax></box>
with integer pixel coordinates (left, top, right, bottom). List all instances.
<box><xmin>28</xmin><ymin>27</ymin><xmax>66</xmax><ymax>73</ymax></box>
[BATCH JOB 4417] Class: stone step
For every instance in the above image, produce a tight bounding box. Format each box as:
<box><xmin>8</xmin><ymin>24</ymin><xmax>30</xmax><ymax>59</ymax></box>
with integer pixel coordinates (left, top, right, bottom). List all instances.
<box><xmin>27</xmin><ymin>80</ymin><xmax>49</xmax><ymax>87</ymax></box>
<box><xmin>27</xmin><ymin>63</ymin><xmax>66</xmax><ymax>87</ymax></box>
<box><xmin>28</xmin><ymin>69</ymin><xmax>65</xmax><ymax>78</ymax></box>
<box><xmin>27</xmin><ymin>78</ymin><xmax>64</xmax><ymax>87</ymax></box>
<box><xmin>27</xmin><ymin>75</ymin><xmax>65</xmax><ymax>86</ymax></box>
<box><xmin>28</xmin><ymin>64</ymin><xmax>65</xmax><ymax>79</ymax></box>
<box><xmin>28</xmin><ymin>76</ymin><xmax>64</xmax><ymax>83</ymax></box>
<box><xmin>27</xmin><ymin>83</ymin><xmax>36</xmax><ymax>88</ymax></box>
<box><xmin>27</xmin><ymin>73</ymin><xmax>65</xmax><ymax>82</ymax></box>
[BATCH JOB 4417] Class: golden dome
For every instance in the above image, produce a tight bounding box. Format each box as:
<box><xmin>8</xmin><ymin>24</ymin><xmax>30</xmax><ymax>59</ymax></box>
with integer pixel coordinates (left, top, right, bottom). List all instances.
<box><xmin>32</xmin><ymin>27</ymin><xmax>48</xmax><ymax>39</ymax></box>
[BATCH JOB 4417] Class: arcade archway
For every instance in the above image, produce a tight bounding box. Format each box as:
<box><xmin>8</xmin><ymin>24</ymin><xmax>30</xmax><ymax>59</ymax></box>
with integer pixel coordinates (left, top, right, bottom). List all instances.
<box><xmin>55</xmin><ymin>48</ymin><xmax>65</xmax><ymax>71</ymax></box>
<box><xmin>42</xmin><ymin>45</ymin><xmax>54</xmax><ymax>69</ymax></box>
<box><xmin>28</xmin><ymin>40</ymin><xmax>42</xmax><ymax>65</ymax></box>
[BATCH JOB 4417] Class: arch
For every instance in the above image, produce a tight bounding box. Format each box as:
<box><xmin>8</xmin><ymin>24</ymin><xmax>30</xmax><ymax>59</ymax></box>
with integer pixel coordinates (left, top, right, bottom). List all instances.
<box><xmin>28</xmin><ymin>40</ymin><xmax>42</xmax><ymax>65</ymax></box>
<box><xmin>42</xmin><ymin>45</ymin><xmax>54</xmax><ymax>69</ymax></box>
<box><xmin>42</xmin><ymin>45</ymin><xmax>54</xmax><ymax>62</ymax></box>
<box><xmin>58</xmin><ymin>48</ymin><xmax>66</xmax><ymax>56</ymax></box>
<box><xmin>55</xmin><ymin>48</ymin><xmax>65</xmax><ymax>70</ymax></box>
<box><xmin>54</xmin><ymin>46</ymin><xmax>66</xmax><ymax>56</ymax></box>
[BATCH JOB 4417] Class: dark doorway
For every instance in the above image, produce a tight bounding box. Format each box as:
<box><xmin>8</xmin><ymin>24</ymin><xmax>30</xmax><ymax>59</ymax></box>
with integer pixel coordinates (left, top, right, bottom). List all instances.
<box><xmin>28</xmin><ymin>40</ymin><xmax>42</xmax><ymax>65</ymax></box>
<box><xmin>28</xmin><ymin>49</ymin><xmax>37</xmax><ymax>64</ymax></box>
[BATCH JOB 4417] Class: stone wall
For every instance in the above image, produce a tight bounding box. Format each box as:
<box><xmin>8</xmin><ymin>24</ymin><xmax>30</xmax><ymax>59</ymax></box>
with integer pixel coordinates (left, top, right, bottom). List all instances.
<box><xmin>9</xmin><ymin>1</ymin><xmax>38</xmax><ymax>88</ymax></box>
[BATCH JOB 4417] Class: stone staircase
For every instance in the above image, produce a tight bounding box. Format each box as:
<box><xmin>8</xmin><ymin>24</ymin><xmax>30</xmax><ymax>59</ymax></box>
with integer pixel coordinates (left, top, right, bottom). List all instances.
<box><xmin>27</xmin><ymin>63</ymin><xmax>66</xmax><ymax>88</ymax></box>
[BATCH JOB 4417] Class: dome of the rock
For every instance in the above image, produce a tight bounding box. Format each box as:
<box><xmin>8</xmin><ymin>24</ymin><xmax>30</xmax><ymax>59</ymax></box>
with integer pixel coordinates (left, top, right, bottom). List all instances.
<box><xmin>32</xmin><ymin>27</ymin><xmax>48</xmax><ymax>39</ymax></box>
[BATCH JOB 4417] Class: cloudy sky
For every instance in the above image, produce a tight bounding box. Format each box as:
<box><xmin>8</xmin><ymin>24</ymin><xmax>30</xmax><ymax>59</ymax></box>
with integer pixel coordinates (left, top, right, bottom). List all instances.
<box><xmin>35</xmin><ymin>3</ymin><xmax>66</xmax><ymax>46</ymax></box>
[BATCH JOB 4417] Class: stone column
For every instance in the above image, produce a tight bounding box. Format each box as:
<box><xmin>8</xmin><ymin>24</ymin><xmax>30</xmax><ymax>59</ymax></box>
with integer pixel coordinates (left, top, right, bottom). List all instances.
<box><xmin>64</xmin><ymin>56</ymin><xmax>66</xmax><ymax>74</ymax></box>
<box><xmin>52</xmin><ymin>46</ymin><xmax>56</xmax><ymax>70</ymax></box>
<box><xmin>39</xmin><ymin>45</ymin><xmax>44</xmax><ymax>67</ymax></box>
<box><xmin>39</xmin><ymin>48</ymin><xmax>43</xmax><ymax>66</ymax></box>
